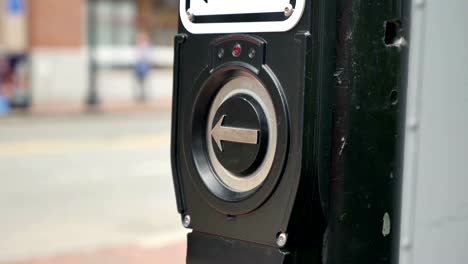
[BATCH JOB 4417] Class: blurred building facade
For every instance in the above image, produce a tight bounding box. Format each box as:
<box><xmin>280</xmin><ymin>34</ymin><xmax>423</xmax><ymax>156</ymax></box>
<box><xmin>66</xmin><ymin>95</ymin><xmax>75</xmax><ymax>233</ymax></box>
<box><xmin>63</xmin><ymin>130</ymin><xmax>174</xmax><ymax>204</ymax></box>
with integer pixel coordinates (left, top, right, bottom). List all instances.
<box><xmin>28</xmin><ymin>0</ymin><xmax>86</xmax><ymax>103</ymax></box>
<box><xmin>0</xmin><ymin>0</ymin><xmax>176</xmax><ymax>105</ymax></box>
<box><xmin>0</xmin><ymin>0</ymin><xmax>27</xmax><ymax>54</ymax></box>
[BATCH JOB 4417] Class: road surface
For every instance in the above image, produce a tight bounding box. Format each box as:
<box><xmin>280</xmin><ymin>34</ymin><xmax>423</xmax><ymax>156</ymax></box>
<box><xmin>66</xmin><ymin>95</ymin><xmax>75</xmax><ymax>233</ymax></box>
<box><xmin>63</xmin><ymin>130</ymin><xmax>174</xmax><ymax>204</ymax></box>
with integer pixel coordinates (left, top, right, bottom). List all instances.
<box><xmin>0</xmin><ymin>110</ymin><xmax>185</xmax><ymax>262</ymax></box>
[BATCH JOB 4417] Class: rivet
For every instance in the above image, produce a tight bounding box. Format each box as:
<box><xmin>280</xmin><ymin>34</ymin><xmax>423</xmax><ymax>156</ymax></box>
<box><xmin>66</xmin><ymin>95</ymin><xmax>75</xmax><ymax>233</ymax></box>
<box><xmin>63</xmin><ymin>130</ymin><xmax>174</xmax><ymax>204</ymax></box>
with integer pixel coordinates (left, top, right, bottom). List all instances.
<box><xmin>182</xmin><ymin>215</ymin><xmax>191</xmax><ymax>228</ymax></box>
<box><xmin>276</xmin><ymin>233</ymin><xmax>288</xmax><ymax>247</ymax></box>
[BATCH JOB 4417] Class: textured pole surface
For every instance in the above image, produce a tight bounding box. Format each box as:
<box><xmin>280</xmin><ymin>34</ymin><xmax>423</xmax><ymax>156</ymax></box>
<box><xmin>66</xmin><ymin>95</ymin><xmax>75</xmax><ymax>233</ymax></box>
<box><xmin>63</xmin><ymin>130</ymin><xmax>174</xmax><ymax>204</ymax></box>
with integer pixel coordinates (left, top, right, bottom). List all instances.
<box><xmin>323</xmin><ymin>1</ymin><xmax>410</xmax><ymax>264</ymax></box>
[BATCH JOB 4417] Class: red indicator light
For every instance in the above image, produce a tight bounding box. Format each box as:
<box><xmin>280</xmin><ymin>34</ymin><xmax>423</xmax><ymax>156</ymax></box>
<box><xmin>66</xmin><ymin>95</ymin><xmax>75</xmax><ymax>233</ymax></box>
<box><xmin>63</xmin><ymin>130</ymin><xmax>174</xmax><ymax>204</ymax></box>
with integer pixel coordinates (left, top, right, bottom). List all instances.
<box><xmin>232</xmin><ymin>43</ymin><xmax>242</xmax><ymax>57</ymax></box>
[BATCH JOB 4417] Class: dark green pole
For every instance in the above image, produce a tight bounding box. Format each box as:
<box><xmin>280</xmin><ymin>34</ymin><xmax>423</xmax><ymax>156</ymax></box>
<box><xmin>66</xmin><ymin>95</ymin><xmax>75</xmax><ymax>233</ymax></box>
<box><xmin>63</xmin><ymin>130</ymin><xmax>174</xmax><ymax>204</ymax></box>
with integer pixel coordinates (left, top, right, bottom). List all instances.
<box><xmin>323</xmin><ymin>1</ymin><xmax>410</xmax><ymax>263</ymax></box>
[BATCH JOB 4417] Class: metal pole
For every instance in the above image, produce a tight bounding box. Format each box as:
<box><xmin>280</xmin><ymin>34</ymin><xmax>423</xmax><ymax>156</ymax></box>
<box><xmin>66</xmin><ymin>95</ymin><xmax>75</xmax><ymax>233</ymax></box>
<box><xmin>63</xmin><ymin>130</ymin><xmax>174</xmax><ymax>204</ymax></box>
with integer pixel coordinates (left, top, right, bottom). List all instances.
<box><xmin>86</xmin><ymin>0</ymin><xmax>100</xmax><ymax>109</ymax></box>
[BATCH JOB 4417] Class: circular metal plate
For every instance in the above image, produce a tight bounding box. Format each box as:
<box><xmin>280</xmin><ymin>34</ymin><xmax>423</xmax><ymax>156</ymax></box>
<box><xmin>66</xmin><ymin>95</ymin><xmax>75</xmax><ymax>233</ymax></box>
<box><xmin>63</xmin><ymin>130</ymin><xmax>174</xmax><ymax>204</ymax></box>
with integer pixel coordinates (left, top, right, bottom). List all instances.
<box><xmin>206</xmin><ymin>76</ymin><xmax>277</xmax><ymax>193</ymax></box>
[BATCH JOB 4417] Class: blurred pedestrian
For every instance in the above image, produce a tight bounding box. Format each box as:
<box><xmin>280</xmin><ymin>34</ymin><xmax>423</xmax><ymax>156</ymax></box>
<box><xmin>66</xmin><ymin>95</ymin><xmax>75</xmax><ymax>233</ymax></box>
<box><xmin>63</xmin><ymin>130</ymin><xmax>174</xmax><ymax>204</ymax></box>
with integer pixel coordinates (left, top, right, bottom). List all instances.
<box><xmin>134</xmin><ymin>32</ymin><xmax>151</xmax><ymax>102</ymax></box>
<box><xmin>0</xmin><ymin>54</ymin><xmax>11</xmax><ymax>115</ymax></box>
<box><xmin>0</xmin><ymin>94</ymin><xmax>9</xmax><ymax>116</ymax></box>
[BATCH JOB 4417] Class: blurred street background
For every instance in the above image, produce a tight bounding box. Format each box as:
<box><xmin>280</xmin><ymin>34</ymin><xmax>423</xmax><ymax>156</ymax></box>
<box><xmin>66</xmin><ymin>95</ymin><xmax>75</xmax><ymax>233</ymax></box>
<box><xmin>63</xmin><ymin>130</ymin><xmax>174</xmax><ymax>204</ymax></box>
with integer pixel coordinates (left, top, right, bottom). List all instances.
<box><xmin>0</xmin><ymin>0</ymin><xmax>186</xmax><ymax>263</ymax></box>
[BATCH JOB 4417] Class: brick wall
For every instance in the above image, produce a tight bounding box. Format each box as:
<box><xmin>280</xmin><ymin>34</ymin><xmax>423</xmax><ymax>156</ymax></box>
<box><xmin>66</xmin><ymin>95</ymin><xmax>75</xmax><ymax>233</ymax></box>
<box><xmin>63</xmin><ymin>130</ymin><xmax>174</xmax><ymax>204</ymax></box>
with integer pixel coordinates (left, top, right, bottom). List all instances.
<box><xmin>28</xmin><ymin>0</ymin><xmax>83</xmax><ymax>48</ymax></box>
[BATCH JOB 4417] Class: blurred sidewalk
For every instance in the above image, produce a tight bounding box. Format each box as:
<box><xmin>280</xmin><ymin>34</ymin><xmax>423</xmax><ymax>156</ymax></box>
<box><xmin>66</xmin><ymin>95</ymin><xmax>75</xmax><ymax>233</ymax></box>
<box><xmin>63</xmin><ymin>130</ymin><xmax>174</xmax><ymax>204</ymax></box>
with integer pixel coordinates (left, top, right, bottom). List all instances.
<box><xmin>27</xmin><ymin>97</ymin><xmax>172</xmax><ymax>115</ymax></box>
<box><xmin>25</xmin><ymin>68</ymin><xmax>173</xmax><ymax>116</ymax></box>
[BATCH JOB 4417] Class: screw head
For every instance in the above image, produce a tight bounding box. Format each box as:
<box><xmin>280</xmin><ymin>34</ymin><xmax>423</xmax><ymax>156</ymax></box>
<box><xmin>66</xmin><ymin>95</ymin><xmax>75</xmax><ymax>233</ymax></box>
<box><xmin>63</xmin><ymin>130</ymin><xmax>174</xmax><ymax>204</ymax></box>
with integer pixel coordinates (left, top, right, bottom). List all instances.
<box><xmin>276</xmin><ymin>233</ymin><xmax>288</xmax><ymax>247</ymax></box>
<box><xmin>248</xmin><ymin>48</ymin><xmax>256</xmax><ymax>59</ymax></box>
<box><xmin>186</xmin><ymin>11</ymin><xmax>194</xmax><ymax>21</ymax></box>
<box><xmin>182</xmin><ymin>215</ymin><xmax>191</xmax><ymax>228</ymax></box>
<box><xmin>284</xmin><ymin>5</ymin><xmax>294</xmax><ymax>17</ymax></box>
<box><xmin>218</xmin><ymin>48</ymin><xmax>225</xmax><ymax>58</ymax></box>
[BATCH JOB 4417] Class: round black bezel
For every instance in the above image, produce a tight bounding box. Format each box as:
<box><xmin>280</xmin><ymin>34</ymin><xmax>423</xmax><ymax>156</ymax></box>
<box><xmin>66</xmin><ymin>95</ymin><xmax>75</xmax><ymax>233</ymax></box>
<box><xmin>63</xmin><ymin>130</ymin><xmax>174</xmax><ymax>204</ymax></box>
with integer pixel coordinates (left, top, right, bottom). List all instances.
<box><xmin>182</xmin><ymin>62</ymin><xmax>289</xmax><ymax>215</ymax></box>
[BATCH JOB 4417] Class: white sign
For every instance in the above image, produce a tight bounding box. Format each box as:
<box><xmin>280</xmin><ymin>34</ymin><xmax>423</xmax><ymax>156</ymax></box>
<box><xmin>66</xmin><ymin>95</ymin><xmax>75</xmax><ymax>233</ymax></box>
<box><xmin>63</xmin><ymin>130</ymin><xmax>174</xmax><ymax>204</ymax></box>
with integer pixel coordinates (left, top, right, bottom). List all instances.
<box><xmin>180</xmin><ymin>0</ymin><xmax>306</xmax><ymax>34</ymax></box>
<box><xmin>190</xmin><ymin>0</ymin><xmax>290</xmax><ymax>16</ymax></box>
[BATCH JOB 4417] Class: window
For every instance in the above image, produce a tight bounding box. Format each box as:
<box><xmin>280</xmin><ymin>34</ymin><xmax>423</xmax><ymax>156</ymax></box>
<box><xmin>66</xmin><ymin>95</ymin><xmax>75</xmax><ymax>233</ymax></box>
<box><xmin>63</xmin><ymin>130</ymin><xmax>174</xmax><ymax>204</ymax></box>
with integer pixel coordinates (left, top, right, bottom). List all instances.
<box><xmin>88</xmin><ymin>0</ymin><xmax>136</xmax><ymax>47</ymax></box>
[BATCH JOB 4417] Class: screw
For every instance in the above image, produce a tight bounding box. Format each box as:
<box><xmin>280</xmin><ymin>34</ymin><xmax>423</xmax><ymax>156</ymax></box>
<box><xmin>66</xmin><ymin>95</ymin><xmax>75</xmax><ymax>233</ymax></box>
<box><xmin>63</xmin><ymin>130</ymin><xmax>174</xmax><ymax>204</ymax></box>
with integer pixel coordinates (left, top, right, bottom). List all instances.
<box><xmin>248</xmin><ymin>48</ymin><xmax>256</xmax><ymax>59</ymax></box>
<box><xmin>284</xmin><ymin>5</ymin><xmax>294</xmax><ymax>17</ymax></box>
<box><xmin>186</xmin><ymin>11</ymin><xmax>194</xmax><ymax>21</ymax></box>
<box><xmin>182</xmin><ymin>215</ymin><xmax>191</xmax><ymax>228</ymax></box>
<box><xmin>218</xmin><ymin>48</ymin><xmax>225</xmax><ymax>58</ymax></box>
<box><xmin>276</xmin><ymin>233</ymin><xmax>288</xmax><ymax>247</ymax></box>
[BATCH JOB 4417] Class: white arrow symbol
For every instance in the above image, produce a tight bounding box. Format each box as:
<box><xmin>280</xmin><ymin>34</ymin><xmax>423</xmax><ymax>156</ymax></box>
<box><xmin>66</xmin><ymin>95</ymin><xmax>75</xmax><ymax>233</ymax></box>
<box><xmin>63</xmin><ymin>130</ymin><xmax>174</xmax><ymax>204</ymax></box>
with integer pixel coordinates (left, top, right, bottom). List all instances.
<box><xmin>211</xmin><ymin>115</ymin><xmax>259</xmax><ymax>152</ymax></box>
